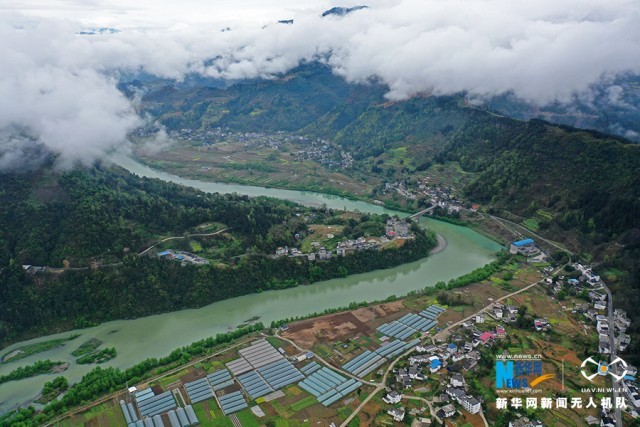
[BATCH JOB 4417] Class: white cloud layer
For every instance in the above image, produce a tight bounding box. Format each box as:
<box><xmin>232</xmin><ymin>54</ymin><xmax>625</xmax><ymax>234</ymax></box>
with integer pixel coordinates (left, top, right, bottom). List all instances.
<box><xmin>1</xmin><ymin>0</ymin><xmax>640</xmax><ymax>168</ymax></box>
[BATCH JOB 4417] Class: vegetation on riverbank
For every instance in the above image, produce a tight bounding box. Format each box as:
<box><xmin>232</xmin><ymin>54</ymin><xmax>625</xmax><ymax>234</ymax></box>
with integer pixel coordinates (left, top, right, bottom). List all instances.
<box><xmin>70</xmin><ymin>339</ymin><xmax>102</xmax><ymax>357</ymax></box>
<box><xmin>76</xmin><ymin>347</ymin><xmax>116</xmax><ymax>365</ymax></box>
<box><xmin>0</xmin><ymin>360</ymin><xmax>64</xmax><ymax>386</ymax></box>
<box><xmin>1</xmin><ymin>335</ymin><xmax>79</xmax><ymax>364</ymax></box>
<box><xmin>0</xmin><ymin>324</ymin><xmax>264</xmax><ymax>427</ymax></box>
<box><xmin>36</xmin><ymin>377</ymin><xmax>69</xmax><ymax>404</ymax></box>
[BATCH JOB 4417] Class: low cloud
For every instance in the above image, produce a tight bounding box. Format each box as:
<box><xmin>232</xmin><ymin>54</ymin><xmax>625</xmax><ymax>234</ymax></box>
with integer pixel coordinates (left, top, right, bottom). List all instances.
<box><xmin>2</xmin><ymin>0</ymin><xmax>640</xmax><ymax>168</ymax></box>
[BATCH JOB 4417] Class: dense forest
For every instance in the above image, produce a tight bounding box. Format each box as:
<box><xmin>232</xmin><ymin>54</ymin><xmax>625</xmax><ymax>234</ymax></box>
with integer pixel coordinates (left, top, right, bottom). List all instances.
<box><xmin>0</xmin><ymin>164</ymin><xmax>303</xmax><ymax>267</ymax></box>
<box><xmin>0</xmin><ymin>360</ymin><xmax>63</xmax><ymax>386</ymax></box>
<box><xmin>0</xmin><ymin>166</ymin><xmax>435</xmax><ymax>344</ymax></box>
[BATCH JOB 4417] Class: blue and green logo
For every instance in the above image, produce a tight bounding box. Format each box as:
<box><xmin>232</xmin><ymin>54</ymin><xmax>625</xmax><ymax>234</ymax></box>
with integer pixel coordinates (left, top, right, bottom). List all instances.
<box><xmin>496</xmin><ymin>359</ymin><xmax>555</xmax><ymax>389</ymax></box>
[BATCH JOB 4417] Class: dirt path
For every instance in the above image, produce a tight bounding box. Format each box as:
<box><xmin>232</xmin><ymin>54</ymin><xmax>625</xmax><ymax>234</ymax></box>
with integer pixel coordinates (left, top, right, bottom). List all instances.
<box><xmin>137</xmin><ymin>228</ymin><xmax>229</xmax><ymax>255</ymax></box>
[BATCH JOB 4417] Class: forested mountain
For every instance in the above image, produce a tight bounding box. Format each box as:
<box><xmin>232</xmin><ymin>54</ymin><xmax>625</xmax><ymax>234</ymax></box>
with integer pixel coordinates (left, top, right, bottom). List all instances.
<box><xmin>0</xmin><ymin>165</ymin><xmax>435</xmax><ymax>344</ymax></box>
<box><xmin>0</xmin><ymin>164</ymin><xmax>299</xmax><ymax>267</ymax></box>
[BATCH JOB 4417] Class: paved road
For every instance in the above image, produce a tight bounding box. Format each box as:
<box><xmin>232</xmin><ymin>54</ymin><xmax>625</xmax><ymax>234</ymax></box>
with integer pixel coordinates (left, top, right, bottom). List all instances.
<box><xmin>602</xmin><ymin>282</ymin><xmax>623</xmax><ymax>427</ymax></box>
<box><xmin>489</xmin><ymin>215</ymin><xmax>573</xmax><ymax>255</ymax></box>
<box><xmin>433</xmin><ymin>277</ymin><xmax>544</xmax><ymax>342</ymax></box>
<box><xmin>341</xmin><ymin>273</ymin><xmax>551</xmax><ymax>426</ymax></box>
<box><xmin>340</xmin><ymin>343</ymin><xmax>418</xmax><ymax>427</ymax></box>
<box><xmin>408</xmin><ymin>205</ymin><xmax>436</xmax><ymax>220</ymax></box>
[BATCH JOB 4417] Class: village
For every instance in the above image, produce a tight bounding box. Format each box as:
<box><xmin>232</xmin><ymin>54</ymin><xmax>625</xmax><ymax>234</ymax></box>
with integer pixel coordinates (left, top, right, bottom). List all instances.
<box><xmin>274</xmin><ymin>218</ymin><xmax>413</xmax><ymax>260</ymax></box>
<box><xmin>159</xmin><ymin>127</ymin><xmax>355</xmax><ymax>171</ymax></box>
<box><xmin>380</xmin><ymin>179</ymin><xmax>467</xmax><ymax>215</ymax></box>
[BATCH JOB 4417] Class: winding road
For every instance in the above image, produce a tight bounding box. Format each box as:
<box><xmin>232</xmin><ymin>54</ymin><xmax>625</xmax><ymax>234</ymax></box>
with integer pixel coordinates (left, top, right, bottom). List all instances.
<box><xmin>340</xmin><ymin>271</ymin><xmax>552</xmax><ymax>426</ymax></box>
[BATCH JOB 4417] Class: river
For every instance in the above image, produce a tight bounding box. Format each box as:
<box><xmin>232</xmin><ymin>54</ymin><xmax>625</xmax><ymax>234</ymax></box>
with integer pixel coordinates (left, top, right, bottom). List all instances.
<box><xmin>0</xmin><ymin>157</ymin><xmax>502</xmax><ymax>414</ymax></box>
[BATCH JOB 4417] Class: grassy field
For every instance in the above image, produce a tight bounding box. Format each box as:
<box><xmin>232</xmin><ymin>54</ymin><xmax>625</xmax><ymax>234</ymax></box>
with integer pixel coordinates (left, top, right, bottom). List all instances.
<box><xmin>70</xmin><ymin>338</ymin><xmax>102</xmax><ymax>357</ymax></box>
<box><xmin>157</xmin><ymin>368</ymin><xmax>190</xmax><ymax>388</ymax></box>
<box><xmin>57</xmin><ymin>402</ymin><xmax>124</xmax><ymax>427</ymax></box>
<box><xmin>289</xmin><ymin>396</ymin><xmax>317</xmax><ymax>412</ymax></box>
<box><xmin>136</xmin><ymin>140</ymin><xmax>374</xmax><ymax>200</ymax></box>
<box><xmin>193</xmin><ymin>400</ymin><xmax>234</xmax><ymax>427</ymax></box>
<box><xmin>234</xmin><ymin>409</ymin><xmax>260</xmax><ymax>427</ymax></box>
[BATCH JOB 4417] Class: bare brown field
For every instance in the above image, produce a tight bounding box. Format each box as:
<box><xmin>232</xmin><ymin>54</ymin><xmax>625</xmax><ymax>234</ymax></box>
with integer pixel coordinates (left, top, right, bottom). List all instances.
<box><xmin>283</xmin><ymin>301</ymin><xmax>406</xmax><ymax>349</ymax></box>
<box><xmin>283</xmin><ymin>312</ymin><xmax>372</xmax><ymax>348</ymax></box>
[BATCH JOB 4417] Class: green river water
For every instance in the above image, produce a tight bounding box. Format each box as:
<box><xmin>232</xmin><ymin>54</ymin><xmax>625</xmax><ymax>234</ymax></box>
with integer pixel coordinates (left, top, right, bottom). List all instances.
<box><xmin>0</xmin><ymin>157</ymin><xmax>501</xmax><ymax>414</ymax></box>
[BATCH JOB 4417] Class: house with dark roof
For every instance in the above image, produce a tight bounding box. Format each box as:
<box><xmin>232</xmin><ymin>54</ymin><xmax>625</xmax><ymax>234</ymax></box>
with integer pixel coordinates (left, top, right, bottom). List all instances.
<box><xmin>435</xmin><ymin>404</ymin><xmax>456</xmax><ymax>420</ymax></box>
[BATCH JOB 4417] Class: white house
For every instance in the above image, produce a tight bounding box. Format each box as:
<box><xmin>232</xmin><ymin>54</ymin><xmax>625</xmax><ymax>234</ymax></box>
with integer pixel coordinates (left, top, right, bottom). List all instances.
<box><xmin>450</xmin><ymin>373</ymin><xmax>465</xmax><ymax>388</ymax></box>
<box><xmin>383</xmin><ymin>391</ymin><xmax>402</xmax><ymax>405</ymax></box>
<box><xmin>460</xmin><ymin>395</ymin><xmax>481</xmax><ymax>414</ymax></box>
<box><xmin>387</xmin><ymin>407</ymin><xmax>405</xmax><ymax>422</ymax></box>
<box><xmin>506</xmin><ymin>306</ymin><xmax>519</xmax><ymax>314</ymax></box>
<box><xmin>436</xmin><ymin>404</ymin><xmax>456</xmax><ymax>419</ymax></box>
<box><xmin>624</xmin><ymin>382</ymin><xmax>640</xmax><ymax>408</ymax></box>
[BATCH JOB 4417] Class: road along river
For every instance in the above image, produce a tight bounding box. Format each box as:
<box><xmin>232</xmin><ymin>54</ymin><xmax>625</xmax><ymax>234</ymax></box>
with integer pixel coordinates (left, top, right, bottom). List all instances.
<box><xmin>0</xmin><ymin>157</ymin><xmax>501</xmax><ymax>414</ymax></box>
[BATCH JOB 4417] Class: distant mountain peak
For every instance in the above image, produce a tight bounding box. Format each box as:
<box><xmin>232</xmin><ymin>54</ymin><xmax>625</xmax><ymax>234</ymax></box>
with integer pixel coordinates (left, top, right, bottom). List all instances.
<box><xmin>321</xmin><ymin>5</ymin><xmax>368</xmax><ymax>17</ymax></box>
<box><xmin>77</xmin><ymin>27</ymin><xmax>120</xmax><ymax>36</ymax></box>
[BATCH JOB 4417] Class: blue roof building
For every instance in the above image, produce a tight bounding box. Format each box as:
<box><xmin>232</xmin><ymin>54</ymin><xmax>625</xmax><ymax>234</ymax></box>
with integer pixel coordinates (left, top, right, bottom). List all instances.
<box><xmin>510</xmin><ymin>238</ymin><xmax>537</xmax><ymax>254</ymax></box>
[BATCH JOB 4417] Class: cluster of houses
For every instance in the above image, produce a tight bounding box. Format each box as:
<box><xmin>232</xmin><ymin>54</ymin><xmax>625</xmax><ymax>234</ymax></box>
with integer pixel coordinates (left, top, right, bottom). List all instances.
<box><xmin>486</xmin><ymin>303</ymin><xmax>551</xmax><ymax>332</ymax></box>
<box><xmin>490</xmin><ymin>303</ymin><xmax>520</xmax><ymax>322</ymax></box>
<box><xmin>275</xmin><ymin>244</ymin><xmax>336</xmax><ymax>261</ymax></box>
<box><xmin>275</xmin><ymin>218</ymin><xmax>412</xmax><ymax>260</ymax></box>
<box><xmin>294</xmin><ymin>138</ymin><xmax>354</xmax><ymax>170</ymax></box>
<box><xmin>568</xmin><ymin>264</ymin><xmax>640</xmax><ymax>418</ymax></box>
<box><xmin>336</xmin><ymin>237</ymin><xmax>380</xmax><ymax>256</ymax></box>
<box><xmin>375</xmin><ymin>262</ymin><xmax>640</xmax><ymax>425</ymax></box>
<box><xmin>385</xmin><ymin>218</ymin><xmax>412</xmax><ymax>239</ymax></box>
<box><xmin>565</xmin><ymin>263</ymin><xmax>634</xmax><ymax>355</ymax></box>
<box><xmin>383</xmin><ymin>182</ymin><xmax>419</xmax><ymax>201</ymax></box>
<box><xmin>383</xmin><ymin>366</ymin><xmax>483</xmax><ymax>423</ymax></box>
<box><xmin>380</xmin><ymin>319</ymin><xmax>494</xmax><ymax>424</ymax></box>
<box><xmin>172</xmin><ymin>127</ymin><xmax>293</xmax><ymax>150</ymax></box>
<box><xmin>161</xmin><ymin>127</ymin><xmax>355</xmax><ymax>171</ymax></box>
<box><xmin>380</xmin><ymin>180</ymin><xmax>465</xmax><ymax>215</ymax></box>
<box><xmin>417</xmin><ymin>182</ymin><xmax>464</xmax><ymax>212</ymax></box>
<box><xmin>275</xmin><ymin>238</ymin><xmax>381</xmax><ymax>261</ymax></box>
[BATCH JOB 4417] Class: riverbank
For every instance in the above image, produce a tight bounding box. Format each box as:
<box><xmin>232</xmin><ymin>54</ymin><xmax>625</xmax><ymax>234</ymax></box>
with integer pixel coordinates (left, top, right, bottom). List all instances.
<box><xmin>133</xmin><ymin>155</ymin><xmax>420</xmax><ymax>215</ymax></box>
<box><xmin>430</xmin><ymin>234</ymin><xmax>447</xmax><ymax>255</ymax></box>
